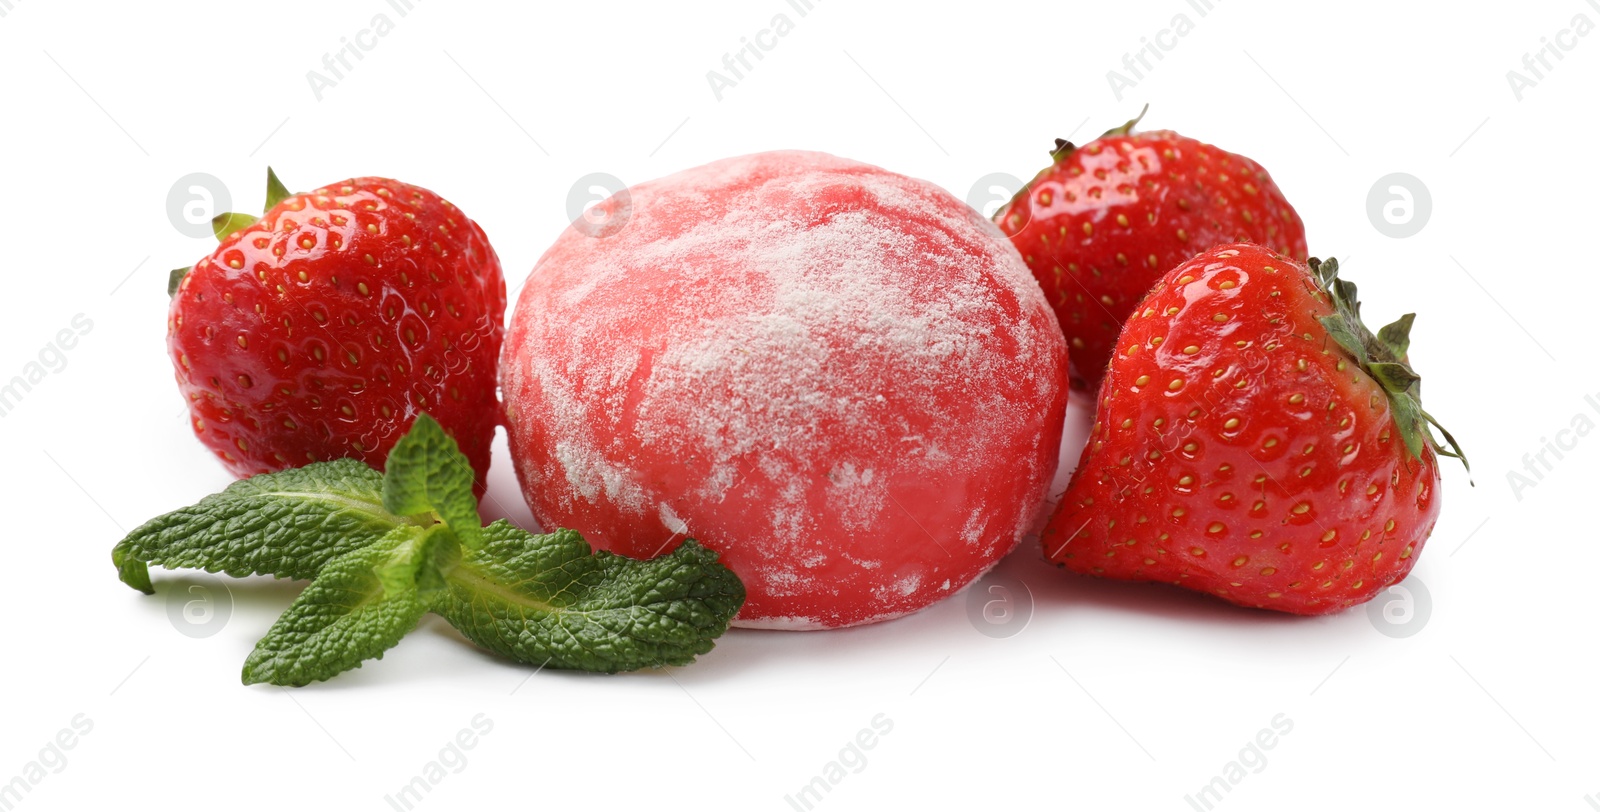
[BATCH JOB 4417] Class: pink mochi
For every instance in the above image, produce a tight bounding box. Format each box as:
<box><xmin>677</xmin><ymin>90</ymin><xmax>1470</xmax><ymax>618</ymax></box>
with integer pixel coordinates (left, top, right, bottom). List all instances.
<box><xmin>501</xmin><ymin>151</ymin><xmax>1068</xmax><ymax>629</ymax></box>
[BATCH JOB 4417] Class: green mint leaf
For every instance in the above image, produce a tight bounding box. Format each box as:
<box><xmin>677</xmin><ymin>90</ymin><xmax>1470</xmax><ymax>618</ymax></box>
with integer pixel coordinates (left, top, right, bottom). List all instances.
<box><xmin>113</xmin><ymin>545</ymin><xmax>154</xmax><ymax>594</ymax></box>
<box><xmin>433</xmin><ymin>522</ymin><xmax>745</xmax><ymax>673</ymax></box>
<box><xmin>113</xmin><ymin>458</ymin><xmax>413</xmax><ymax>594</ymax></box>
<box><xmin>381</xmin><ymin>413</ymin><xmax>483</xmax><ymax>549</ymax></box>
<box><xmin>377</xmin><ymin>524</ymin><xmax>457</xmax><ymax>601</ymax></box>
<box><xmin>241</xmin><ymin>525</ymin><xmax>456</xmax><ymax>687</ymax></box>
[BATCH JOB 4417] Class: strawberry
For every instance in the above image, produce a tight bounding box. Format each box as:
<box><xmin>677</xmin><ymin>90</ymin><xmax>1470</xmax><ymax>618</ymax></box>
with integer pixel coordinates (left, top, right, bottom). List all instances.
<box><xmin>1041</xmin><ymin>244</ymin><xmax>1467</xmax><ymax>614</ymax></box>
<box><xmin>167</xmin><ymin>169</ymin><xmax>505</xmax><ymax>492</ymax></box>
<box><xmin>993</xmin><ymin>109</ymin><xmax>1308</xmax><ymax>386</ymax></box>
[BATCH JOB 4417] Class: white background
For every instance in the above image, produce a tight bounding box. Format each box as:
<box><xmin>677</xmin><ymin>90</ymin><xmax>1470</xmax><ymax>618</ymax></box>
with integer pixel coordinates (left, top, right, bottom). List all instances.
<box><xmin>1</xmin><ymin>1</ymin><xmax>1595</xmax><ymax>809</ymax></box>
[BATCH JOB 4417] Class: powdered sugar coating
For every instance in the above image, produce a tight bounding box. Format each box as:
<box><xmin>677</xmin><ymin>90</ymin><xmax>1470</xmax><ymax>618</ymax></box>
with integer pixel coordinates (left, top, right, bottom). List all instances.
<box><xmin>502</xmin><ymin>151</ymin><xmax>1068</xmax><ymax>628</ymax></box>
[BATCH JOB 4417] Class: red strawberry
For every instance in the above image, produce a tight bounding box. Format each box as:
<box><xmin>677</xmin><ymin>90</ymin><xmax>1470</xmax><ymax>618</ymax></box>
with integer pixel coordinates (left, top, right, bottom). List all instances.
<box><xmin>1041</xmin><ymin>244</ymin><xmax>1467</xmax><ymax>614</ymax></box>
<box><xmin>168</xmin><ymin>169</ymin><xmax>505</xmax><ymax>492</ymax></box>
<box><xmin>993</xmin><ymin>109</ymin><xmax>1308</xmax><ymax>386</ymax></box>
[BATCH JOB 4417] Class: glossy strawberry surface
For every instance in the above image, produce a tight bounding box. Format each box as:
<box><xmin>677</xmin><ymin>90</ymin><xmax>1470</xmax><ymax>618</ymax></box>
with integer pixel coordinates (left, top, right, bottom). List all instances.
<box><xmin>1041</xmin><ymin>244</ymin><xmax>1459</xmax><ymax>615</ymax></box>
<box><xmin>169</xmin><ymin>176</ymin><xmax>505</xmax><ymax>488</ymax></box>
<box><xmin>994</xmin><ymin>126</ymin><xmax>1307</xmax><ymax>385</ymax></box>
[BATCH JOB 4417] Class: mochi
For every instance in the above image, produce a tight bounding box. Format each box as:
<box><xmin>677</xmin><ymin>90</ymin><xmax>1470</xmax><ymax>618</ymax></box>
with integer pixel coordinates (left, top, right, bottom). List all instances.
<box><xmin>501</xmin><ymin>151</ymin><xmax>1067</xmax><ymax>629</ymax></box>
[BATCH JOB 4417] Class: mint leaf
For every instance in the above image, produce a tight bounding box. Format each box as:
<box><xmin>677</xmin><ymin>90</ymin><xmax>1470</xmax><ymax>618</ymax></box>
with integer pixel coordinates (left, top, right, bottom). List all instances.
<box><xmin>113</xmin><ymin>459</ymin><xmax>413</xmax><ymax>593</ymax></box>
<box><xmin>242</xmin><ymin>525</ymin><xmax>454</xmax><ymax>687</ymax></box>
<box><xmin>116</xmin><ymin>414</ymin><xmax>748</xmax><ymax>684</ymax></box>
<box><xmin>381</xmin><ymin>413</ymin><xmax>483</xmax><ymax>549</ymax></box>
<box><xmin>114</xmin><ymin>545</ymin><xmax>154</xmax><ymax>593</ymax></box>
<box><xmin>433</xmin><ymin>522</ymin><xmax>745</xmax><ymax>673</ymax></box>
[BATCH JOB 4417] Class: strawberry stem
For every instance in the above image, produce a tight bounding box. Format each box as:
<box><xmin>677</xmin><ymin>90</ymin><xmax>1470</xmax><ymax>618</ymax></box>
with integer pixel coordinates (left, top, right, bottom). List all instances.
<box><xmin>1101</xmin><ymin>103</ymin><xmax>1149</xmax><ymax>139</ymax></box>
<box><xmin>1047</xmin><ymin>104</ymin><xmax>1151</xmax><ymax>166</ymax></box>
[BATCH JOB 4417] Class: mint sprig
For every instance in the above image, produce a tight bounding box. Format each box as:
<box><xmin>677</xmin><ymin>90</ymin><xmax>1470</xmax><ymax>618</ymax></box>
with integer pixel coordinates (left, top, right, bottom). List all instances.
<box><xmin>113</xmin><ymin>459</ymin><xmax>410</xmax><ymax>591</ymax></box>
<box><xmin>380</xmin><ymin>417</ymin><xmax>484</xmax><ymax>549</ymax></box>
<box><xmin>242</xmin><ymin>526</ymin><xmax>447</xmax><ymax>687</ymax></box>
<box><xmin>438</xmin><ymin>525</ymin><xmax>746</xmax><ymax>673</ymax></box>
<box><xmin>113</xmin><ymin>414</ymin><xmax>745</xmax><ymax>686</ymax></box>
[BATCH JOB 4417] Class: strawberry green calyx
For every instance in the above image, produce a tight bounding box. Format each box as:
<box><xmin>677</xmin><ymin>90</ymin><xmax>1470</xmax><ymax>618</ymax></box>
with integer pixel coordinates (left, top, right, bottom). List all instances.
<box><xmin>167</xmin><ymin>267</ymin><xmax>190</xmax><ymax>297</ymax></box>
<box><xmin>1048</xmin><ymin>104</ymin><xmax>1150</xmax><ymax>164</ymax></box>
<box><xmin>172</xmin><ymin>168</ymin><xmax>291</xmax><ymax>292</ymax></box>
<box><xmin>1311</xmin><ymin>257</ymin><xmax>1470</xmax><ymax>476</ymax></box>
<box><xmin>264</xmin><ymin>167</ymin><xmax>292</xmax><ymax>211</ymax></box>
<box><xmin>1001</xmin><ymin>109</ymin><xmax>1130</xmax><ymax>221</ymax></box>
<box><xmin>1100</xmin><ymin>102</ymin><xmax>1149</xmax><ymax>140</ymax></box>
<box><xmin>1007</xmin><ymin>105</ymin><xmax>1154</xmax><ymax>222</ymax></box>
<box><xmin>210</xmin><ymin>211</ymin><xmax>258</xmax><ymax>241</ymax></box>
<box><xmin>208</xmin><ymin>167</ymin><xmax>294</xmax><ymax>243</ymax></box>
